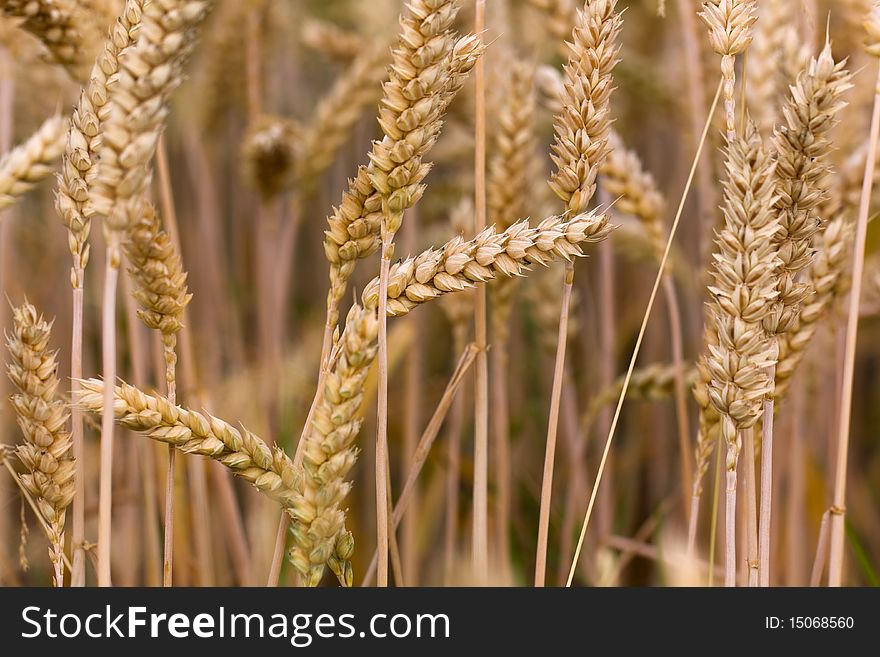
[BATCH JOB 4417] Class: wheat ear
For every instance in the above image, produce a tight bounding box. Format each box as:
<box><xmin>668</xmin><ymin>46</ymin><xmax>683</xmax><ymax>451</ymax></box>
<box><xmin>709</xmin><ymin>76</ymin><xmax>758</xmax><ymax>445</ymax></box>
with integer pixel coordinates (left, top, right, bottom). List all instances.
<box><xmin>757</xmin><ymin>43</ymin><xmax>851</xmax><ymax>586</ymax></box>
<box><xmin>487</xmin><ymin>56</ymin><xmax>535</xmax><ymax>578</ymax></box>
<box><xmin>365</xmin><ymin>0</ymin><xmax>481</xmax><ymax>587</ymax></box>
<box><xmin>124</xmin><ymin>202</ymin><xmax>191</xmax><ymax>586</ymax></box>
<box><xmin>300</xmin><ymin>18</ymin><xmax>367</xmax><ymax>62</ymax></box>
<box><xmin>6</xmin><ymin>302</ymin><xmax>75</xmax><ymax>587</ymax></box>
<box><xmin>296</xmin><ymin>43</ymin><xmax>390</xmax><ymax>191</ymax></box>
<box><xmin>0</xmin><ymin>114</ymin><xmax>65</xmax><ymax>211</ymax></box>
<box><xmin>699</xmin><ymin>0</ymin><xmax>757</xmax><ymax>140</ymax></box>
<box><xmin>703</xmin><ymin>123</ymin><xmax>780</xmax><ymax>586</ymax></box>
<box><xmin>0</xmin><ymin>0</ymin><xmax>101</xmax><ymax>81</ymax></box>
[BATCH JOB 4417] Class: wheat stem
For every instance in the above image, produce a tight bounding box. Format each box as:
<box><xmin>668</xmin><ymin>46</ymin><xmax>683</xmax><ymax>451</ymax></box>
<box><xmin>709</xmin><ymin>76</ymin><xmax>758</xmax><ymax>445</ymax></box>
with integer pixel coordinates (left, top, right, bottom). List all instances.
<box><xmin>534</xmin><ymin>262</ymin><xmax>573</xmax><ymax>586</ymax></box>
<box><xmin>98</xmin><ymin>258</ymin><xmax>119</xmax><ymax>587</ymax></box>
<box><xmin>362</xmin><ymin>343</ymin><xmax>478</xmax><ymax>585</ymax></box>
<box><xmin>744</xmin><ymin>426</ymin><xmax>758</xmax><ymax>586</ymax></box>
<box><xmin>758</xmin><ymin>386</ymin><xmax>774</xmax><ymax>586</ymax></box>
<box><xmin>810</xmin><ymin>509</ymin><xmax>831</xmax><ymax>586</ymax></box>
<box><xmin>376</xmin><ymin>239</ymin><xmax>392</xmax><ymax>587</ymax></box>
<box><xmin>828</xmin><ymin>60</ymin><xmax>880</xmax><ymax>588</ymax></box>
<box><xmin>471</xmin><ymin>0</ymin><xmax>489</xmax><ymax>583</ymax></box>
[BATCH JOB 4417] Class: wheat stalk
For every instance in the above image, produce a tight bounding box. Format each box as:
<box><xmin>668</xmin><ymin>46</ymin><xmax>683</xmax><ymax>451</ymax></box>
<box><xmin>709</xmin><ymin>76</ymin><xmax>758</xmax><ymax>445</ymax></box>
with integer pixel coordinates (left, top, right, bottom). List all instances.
<box><xmin>829</xmin><ymin>2</ymin><xmax>880</xmax><ymax>587</ymax></box>
<box><xmin>123</xmin><ymin>201</ymin><xmax>191</xmax><ymax>585</ymax></box>
<box><xmin>0</xmin><ymin>114</ymin><xmax>65</xmax><ymax>210</ymax></box>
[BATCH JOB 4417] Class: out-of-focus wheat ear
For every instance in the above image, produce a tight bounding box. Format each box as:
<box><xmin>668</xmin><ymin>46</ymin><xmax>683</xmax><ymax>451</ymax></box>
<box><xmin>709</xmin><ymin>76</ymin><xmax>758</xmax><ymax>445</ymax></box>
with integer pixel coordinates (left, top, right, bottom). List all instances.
<box><xmin>745</xmin><ymin>0</ymin><xmax>801</xmax><ymax>138</ymax></box>
<box><xmin>699</xmin><ymin>0</ymin><xmax>757</xmax><ymax>140</ymax></box>
<box><xmin>240</xmin><ymin>114</ymin><xmax>300</xmax><ymax>200</ymax></box>
<box><xmin>6</xmin><ymin>302</ymin><xmax>75</xmax><ymax>586</ymax></box>
<box><xmin>0</xmin><ymin>0</ymin><xmax>102</xmax><ymax>82</ymax></box>
<box><xmin>829</xmin><ymin>2</ymin><xmax>880</xmax><ymax>588</ymax></box>
<box><xmin>487</xmin><ymin>56</ymin><xmax>535</xmax><ymax>579</ymax></box>
<box><xmin>300</xmin><ymin>17</ymin><xmax>367</xmax><ymax>62</ymax></box>
<box><xmin>296</xmin><ymin>43</ymin><xmax>390</xmax><ymax>192</ymax></box>
<box><xmin>0</xmin><ymin>114</ymin><xmax>64</xmax><ymax>211</ymax></box>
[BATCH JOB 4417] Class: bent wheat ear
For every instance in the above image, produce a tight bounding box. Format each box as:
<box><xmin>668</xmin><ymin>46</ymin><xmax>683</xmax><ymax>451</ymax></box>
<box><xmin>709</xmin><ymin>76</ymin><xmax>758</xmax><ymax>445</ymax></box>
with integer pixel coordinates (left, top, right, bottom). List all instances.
<box><xmin>322</xmin><ymin>21</ymin><xmax>485</xmax><ymax>329</ymax></box>
<box><xmin>75</xmin><ymin>379</ymin><xmax>299</xmax><ymax>507</ymax></box>
<box><xmin>0</xmin><ymin>114</ymin><xmax>65</xmax><ymax>211</ymax></box>
<box><xmin>362</xmin><ymin>212</ymin><xmax>612</xmax><ymax>316</ymax></box>
<box><xmin>6</xmin><ymin>302</ymin><xmax>75</xmax><ymax>586</ymax></box>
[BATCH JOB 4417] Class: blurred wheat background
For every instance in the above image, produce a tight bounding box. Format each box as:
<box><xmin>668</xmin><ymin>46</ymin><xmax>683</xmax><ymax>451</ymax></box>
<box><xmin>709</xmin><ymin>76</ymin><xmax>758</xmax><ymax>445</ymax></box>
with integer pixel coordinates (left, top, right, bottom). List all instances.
<box><xmin>0</xmin><ymin>0</ymin><xmax>878</xmax><ymax>588</ymax></box>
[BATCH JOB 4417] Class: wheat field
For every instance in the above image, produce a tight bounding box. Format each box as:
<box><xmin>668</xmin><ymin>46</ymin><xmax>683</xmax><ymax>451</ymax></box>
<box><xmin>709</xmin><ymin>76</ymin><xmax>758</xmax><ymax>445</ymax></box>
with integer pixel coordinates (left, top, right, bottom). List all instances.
<box><xmin>0</xmin><ymin>0</ymin><xmax>878</xmax><ymax>588</ymax></box>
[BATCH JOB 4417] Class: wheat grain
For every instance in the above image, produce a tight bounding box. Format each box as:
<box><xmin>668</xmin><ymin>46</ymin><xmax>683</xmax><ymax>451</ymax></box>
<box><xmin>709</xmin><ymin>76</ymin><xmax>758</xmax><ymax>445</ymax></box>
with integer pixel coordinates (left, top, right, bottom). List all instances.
<box><xmin>6</xmin><ymin>302</ymin><xmax>74</xmax><ymax>587</ymax></box>
<box><xmin>0</xmin><ymin>114</ymin><xmax>65</xmax><ymax>211</ymax></box>
<box><xmin>763</xmin><ymin>44</ymin><xmax>852</xmax><ymax>343</ymax></box>
<box><xmin>288</xmin><ymin>303</ymin><xmax>377</xmax><ymax>587</ymax></box>
<box><xmin>548</xmin><ymin>0</ymin><xmax>621</xmax><ymax>215</ymax></box>
<box><xmin>321</xmin><ymin>27</ymin><xmax>484</xmax><ymax>331</ymax></box>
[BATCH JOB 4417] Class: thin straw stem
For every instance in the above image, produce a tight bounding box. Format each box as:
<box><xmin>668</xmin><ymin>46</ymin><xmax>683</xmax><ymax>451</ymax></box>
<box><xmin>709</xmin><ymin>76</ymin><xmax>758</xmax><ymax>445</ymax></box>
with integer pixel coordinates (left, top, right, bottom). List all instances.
<box><xmin>725</xmin><ymin>461</ymin><xmax>737</xmax><ymax>587</ymax></box>
<box><xmin>810</xmin><ymin>509</ymin><xmax>831</xmax><ymax>586</ymax></box>
<box><xmin>376</xmin><ymin>240</ymin><xmax>392</xmax><ymax>587</ymax></box>
<box><xmin>758</xmin><ymin>387</ymin><xmax>774</xmax><ymax>586</ymax></box>
<box><xmin>662</xmin><ymin>275</ymin><xmax>692</xmax><ymax>516</ymax></box>
<box><xmin>472</xmin><ymin>0</ymin><xmax>489</xmax><ymax>582</ymax></box>
<box><xmin>744</xmin><ymin>426</ymin><xmax>758</xmax><ymax>586</ymax></box>
<box><xmin>707</xmin><ymin>432</ymin><xmax>722</xmax><ymax>586</ymax></box>
<box><xmin>828</xmin><ymin>63</ymin><xmax>880</xmax><ymax>588</ymax></box>
<box><xmin>70</xmin><ymin>284</ymin><xmax>85</xmax><ymax>586</ymax></box>
<box><xmin>98</xmin><ymin>258</ymin><xmax>119</xmax><ymax>587</ymax></box>
<box><xmin>362</xmin><ymin>343</ymin><xmax>478</xmax><ymax>585</ymax></box>
<box><xmin>566</xmin><ymin>78</ymin><xmax>724</xmax><ymax>587</ymax></box>
<box><xmin>535</xmin><ymin>261</ymin><xmax>574</xmax><ymax>586</ymax></box>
